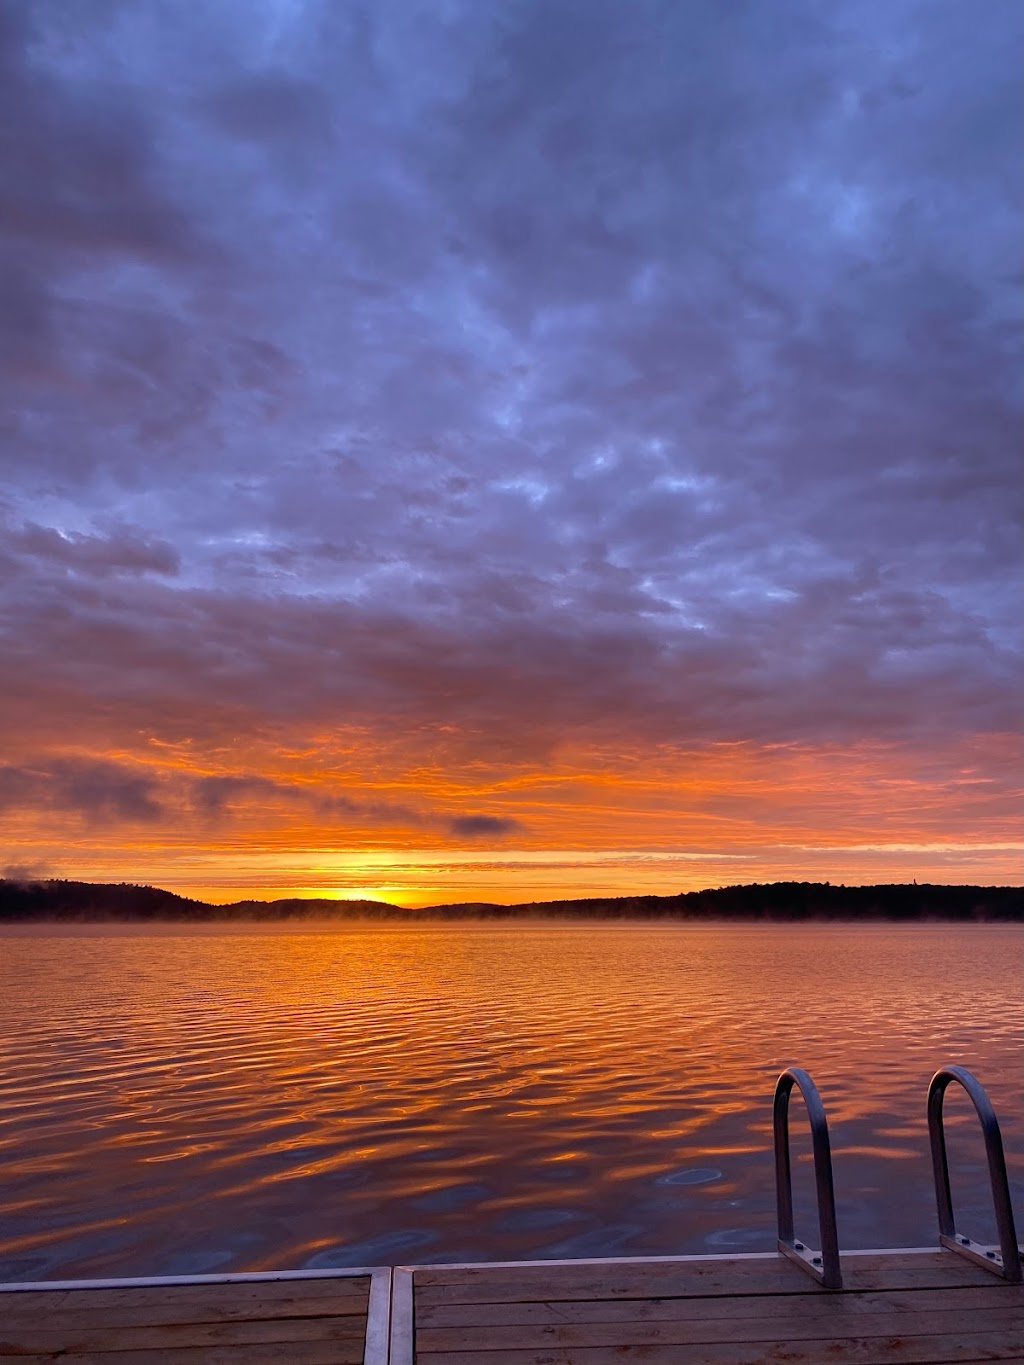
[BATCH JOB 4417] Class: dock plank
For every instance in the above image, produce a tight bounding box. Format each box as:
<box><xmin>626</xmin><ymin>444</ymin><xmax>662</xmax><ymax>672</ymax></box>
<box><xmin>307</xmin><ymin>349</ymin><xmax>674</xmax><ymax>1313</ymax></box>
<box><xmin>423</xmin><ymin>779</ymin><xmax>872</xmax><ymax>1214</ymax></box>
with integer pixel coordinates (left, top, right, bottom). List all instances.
<box><xmin>0</xmin><ymin>1274</ymin><xmax>368</xmax><ymax>1313</ymax></box>
<box><xmin>0</xmin><ymin>1291</ymin><xmax>368</xmax><ymax>1331</ymax></box>
<box><xmin>0</xmin><ymin>1313</ymin><xmax>367</xmax><ymax>1351</ymax></box>
<box><xmin>0</xmin><ymin>1343</ymin><xmax>363</xmax><ymax>1365</ymax></box>
<box><xmin>416</xmin><ymin>1306</ymin><xmax>1024</xmax><ymax>1351</ymax></box>
<box><xmin>416</xmin><ymin>1345</ymin><xmax>1024</xmax><ymax>1365</ymax></box>
<box><xmin>416</xmin><ymin>1282</ymin><xmax>1019</xmax><ymax>1328</ymax></box>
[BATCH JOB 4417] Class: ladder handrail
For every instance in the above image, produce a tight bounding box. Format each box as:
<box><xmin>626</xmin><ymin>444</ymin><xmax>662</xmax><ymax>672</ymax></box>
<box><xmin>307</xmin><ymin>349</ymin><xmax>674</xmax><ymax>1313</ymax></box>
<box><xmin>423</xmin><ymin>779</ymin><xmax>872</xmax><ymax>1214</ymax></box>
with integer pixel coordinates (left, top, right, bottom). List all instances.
<box><xmin>773</xmin><ymin>1067</ymin><xmax>842</xmax><ymax>1289</ymax></box>
<box><xmin>927</xmin><ymin>1065</ymin><xmax>1021</xmax><ymax>1282</ymax></box>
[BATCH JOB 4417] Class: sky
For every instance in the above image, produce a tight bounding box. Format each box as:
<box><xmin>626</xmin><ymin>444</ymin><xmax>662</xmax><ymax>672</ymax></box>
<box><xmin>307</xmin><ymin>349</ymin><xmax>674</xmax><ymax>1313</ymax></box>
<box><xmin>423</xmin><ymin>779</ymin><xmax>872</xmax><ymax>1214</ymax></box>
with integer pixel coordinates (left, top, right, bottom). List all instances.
<box><xmin>1</xmin><ymin>0</ymin><xmax>1022</xmax><ymax>906</ymax></box>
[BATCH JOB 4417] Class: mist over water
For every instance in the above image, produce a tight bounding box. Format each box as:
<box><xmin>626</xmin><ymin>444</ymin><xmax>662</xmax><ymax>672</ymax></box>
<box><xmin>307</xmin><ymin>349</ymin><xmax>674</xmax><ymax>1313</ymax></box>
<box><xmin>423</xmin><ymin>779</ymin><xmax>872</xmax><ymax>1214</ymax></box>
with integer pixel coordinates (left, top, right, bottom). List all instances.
<box><xmin>1</xmin><ymin>922</ymin><xmax>1021</xmax><ymax>1281</ymax></box>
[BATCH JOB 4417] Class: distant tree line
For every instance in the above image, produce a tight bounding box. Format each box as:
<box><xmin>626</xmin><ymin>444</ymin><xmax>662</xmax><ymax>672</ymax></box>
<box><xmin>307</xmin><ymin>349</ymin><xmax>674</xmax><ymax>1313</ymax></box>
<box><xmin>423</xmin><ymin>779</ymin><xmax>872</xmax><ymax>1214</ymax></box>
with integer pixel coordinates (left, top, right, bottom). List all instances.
<box><xmin>1</xmin><ymin>878</ymin><xmax>1021</xmax><ymax>922</ymax></box>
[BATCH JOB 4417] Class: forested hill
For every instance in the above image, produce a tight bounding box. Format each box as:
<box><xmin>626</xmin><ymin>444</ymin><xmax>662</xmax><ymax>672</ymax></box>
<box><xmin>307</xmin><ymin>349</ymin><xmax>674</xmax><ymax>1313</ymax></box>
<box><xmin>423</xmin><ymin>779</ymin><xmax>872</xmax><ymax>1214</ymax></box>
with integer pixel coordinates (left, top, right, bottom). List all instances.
<box><xmin>1</xmin><ymin>878</ymin><xmax>1021</xmax><ymax>922</ymax></box>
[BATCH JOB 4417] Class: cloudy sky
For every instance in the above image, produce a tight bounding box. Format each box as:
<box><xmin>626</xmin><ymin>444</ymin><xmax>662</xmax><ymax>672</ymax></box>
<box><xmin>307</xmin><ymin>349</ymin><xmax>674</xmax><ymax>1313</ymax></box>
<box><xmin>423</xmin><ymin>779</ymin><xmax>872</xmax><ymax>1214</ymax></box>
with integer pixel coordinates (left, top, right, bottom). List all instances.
<box><xmin>1</xmin><ymin>0</ymin><xmax>1021</xmax><ymax>904</ymax></box>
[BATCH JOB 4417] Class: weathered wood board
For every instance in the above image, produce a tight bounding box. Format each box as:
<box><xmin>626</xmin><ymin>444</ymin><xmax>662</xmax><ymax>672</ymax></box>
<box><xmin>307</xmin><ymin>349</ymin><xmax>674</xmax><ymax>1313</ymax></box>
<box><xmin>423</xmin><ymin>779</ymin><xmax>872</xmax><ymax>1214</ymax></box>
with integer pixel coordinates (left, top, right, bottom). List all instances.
<box><xmin>0</xmin><ymin>1269</ymin><xmax>385</xmax><ymax>1365</ymax></box>
<box><xmin>399</xmin><ymin>1251</ymin><xmax>1024</xmax><ymax>1365</ymax></box>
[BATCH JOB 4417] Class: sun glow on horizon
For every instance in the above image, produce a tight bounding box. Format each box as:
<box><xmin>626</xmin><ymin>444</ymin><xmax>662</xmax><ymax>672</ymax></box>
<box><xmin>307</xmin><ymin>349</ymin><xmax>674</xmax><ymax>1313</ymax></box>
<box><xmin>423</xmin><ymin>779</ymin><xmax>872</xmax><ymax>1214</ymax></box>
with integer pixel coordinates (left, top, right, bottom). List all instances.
<box><xmin>1</xmin><ymin>1</ymin><xmax>1019</xmax><ymax>929</ymax></box>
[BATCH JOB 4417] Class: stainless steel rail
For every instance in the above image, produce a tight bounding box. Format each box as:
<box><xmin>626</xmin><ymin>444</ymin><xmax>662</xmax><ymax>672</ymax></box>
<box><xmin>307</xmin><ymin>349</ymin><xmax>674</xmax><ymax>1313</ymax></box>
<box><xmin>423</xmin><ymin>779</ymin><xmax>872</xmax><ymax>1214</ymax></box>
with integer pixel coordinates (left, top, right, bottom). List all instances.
<box><xmin>773</xmin><ymin>1067</ymin><xmax>842</xmax><ymax>1289</ymax></box>
<box><xmin>927</xmin><ymin>1065</ymin><xmax>1022</xmax><ymax>1282</ymax></box>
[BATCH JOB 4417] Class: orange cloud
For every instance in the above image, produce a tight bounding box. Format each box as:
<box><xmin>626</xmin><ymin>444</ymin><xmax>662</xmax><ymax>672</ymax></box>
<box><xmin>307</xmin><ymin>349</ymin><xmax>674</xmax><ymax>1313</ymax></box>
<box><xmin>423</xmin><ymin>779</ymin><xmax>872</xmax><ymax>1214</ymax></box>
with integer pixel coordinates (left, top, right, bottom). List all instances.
<box><xmin>4</xmin><ymin>731</ymin><xmax>1020</xmax><ymax>905</ymax></box>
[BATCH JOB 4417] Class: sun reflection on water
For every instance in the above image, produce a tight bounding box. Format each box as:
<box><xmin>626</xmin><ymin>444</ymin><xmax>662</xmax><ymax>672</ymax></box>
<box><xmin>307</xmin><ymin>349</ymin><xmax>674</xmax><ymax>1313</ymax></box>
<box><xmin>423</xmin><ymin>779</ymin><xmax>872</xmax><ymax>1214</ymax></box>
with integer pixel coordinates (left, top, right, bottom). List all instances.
<box><xmin>0</xmin><ymin>922</ymin><xmax>1020</xmax><ymax>1280</ymax></box>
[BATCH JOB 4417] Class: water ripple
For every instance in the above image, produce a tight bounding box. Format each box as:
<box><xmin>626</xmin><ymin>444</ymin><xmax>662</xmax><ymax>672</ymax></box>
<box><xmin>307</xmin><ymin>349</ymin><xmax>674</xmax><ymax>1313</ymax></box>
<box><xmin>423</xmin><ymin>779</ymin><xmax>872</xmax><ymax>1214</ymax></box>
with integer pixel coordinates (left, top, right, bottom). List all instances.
<box><xmin>0</xmin><ymin>922</ymin><xmax>1021</xmax><ymax>1279</ymax></box>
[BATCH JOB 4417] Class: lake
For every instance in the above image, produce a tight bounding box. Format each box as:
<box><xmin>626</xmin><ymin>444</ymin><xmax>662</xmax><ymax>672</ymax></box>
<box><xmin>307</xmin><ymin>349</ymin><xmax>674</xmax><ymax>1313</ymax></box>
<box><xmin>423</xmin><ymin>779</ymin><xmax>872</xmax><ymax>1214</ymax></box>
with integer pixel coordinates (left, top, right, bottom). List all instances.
<box><xmin>1</xmin><ymin>922</ymin><xmax>1021</xmax><ymax>1281</ymax></box>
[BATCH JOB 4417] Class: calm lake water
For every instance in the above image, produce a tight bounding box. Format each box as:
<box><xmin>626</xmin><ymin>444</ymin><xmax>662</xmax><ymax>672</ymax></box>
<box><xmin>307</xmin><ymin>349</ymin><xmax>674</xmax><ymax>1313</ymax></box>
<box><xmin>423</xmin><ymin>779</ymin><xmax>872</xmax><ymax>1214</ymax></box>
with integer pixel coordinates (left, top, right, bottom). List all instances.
<box><xmin>1</xmin><ymin>922</ymin><xmax>1021</xmax><ymax>1281</ymax></box>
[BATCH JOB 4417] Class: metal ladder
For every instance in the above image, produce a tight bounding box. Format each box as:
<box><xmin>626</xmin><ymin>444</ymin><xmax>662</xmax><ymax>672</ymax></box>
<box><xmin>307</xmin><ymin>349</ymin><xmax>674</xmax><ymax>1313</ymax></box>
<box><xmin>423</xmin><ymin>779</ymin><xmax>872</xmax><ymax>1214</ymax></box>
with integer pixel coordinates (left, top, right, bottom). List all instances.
<box><xmin>928</xmin><ymin>1064</ymin><xmax>1022</xmax><ymax>1282</ymax></box>
<box><xmin>773</xmin><ymin>1063</ymin><xmax>1021</xmax><ymax>1290</ymax></box>
<box><xmin>773</xmin><ymin>1067</ymin><xmax>842</xmax><ymax>1288</ymax></box>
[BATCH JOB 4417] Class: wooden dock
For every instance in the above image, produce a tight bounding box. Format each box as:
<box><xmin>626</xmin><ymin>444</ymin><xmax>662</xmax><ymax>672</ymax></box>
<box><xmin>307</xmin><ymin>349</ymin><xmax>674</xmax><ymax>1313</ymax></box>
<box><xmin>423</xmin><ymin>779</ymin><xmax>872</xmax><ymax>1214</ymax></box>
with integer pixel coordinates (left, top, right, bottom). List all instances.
<box><xmin>0</xmin><ymin>1267</ymin><xmax>391</xmax><ymax>1365</ymax></box>
<box><xmin>391</xmin><ymin>1249</ymin><xmax>1024</xmax><ymax>1364</ymax></box>
<box><xmin>2</xmin><ymin>1249</ymin><xmax>1022</xmax><ymax>1364</ymax></box>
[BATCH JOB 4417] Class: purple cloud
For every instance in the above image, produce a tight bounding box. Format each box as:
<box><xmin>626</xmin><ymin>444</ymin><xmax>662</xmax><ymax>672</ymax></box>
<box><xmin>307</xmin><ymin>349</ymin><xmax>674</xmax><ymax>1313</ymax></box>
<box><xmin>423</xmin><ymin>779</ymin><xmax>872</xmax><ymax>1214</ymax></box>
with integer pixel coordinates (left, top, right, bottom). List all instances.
<box><xmin>0</xmin><ymin>759</ymin><xmax>165</xmax><ymax>824</ymax></box>
<box><xmin>0</xmin><ymin>0</ymin><xmax>1020</xmax><ymax>880</ymax></box>
<box><xmin>449</xmin><ymin>815</ymin><xmax>524</xmax><ymax>837</ymax></box>
<box><xmin>9</xmin><ymin>522</ymin><xmax>180</xmax><ymax>577</ymax></box>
